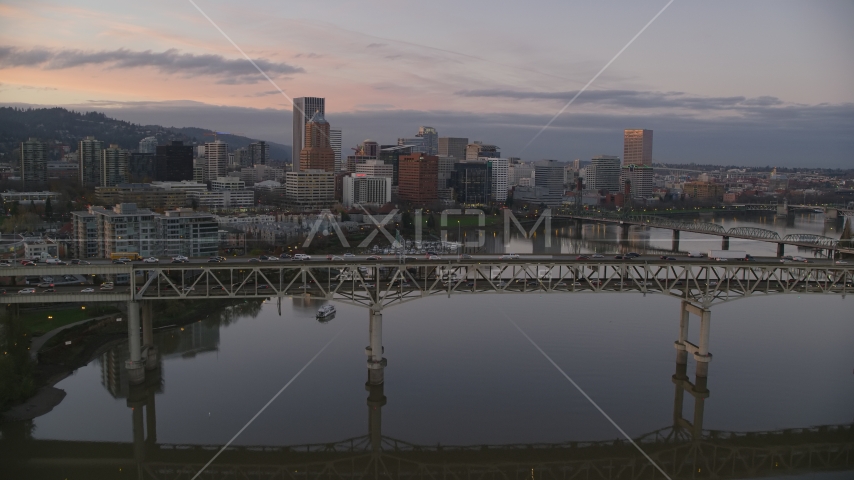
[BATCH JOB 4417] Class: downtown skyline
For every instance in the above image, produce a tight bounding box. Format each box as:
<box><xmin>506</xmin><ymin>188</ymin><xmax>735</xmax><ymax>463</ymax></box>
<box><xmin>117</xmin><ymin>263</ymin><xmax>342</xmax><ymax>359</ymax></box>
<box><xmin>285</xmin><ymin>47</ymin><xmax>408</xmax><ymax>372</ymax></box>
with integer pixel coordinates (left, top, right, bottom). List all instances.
<box><xmin>0</xmin><ymin>0</ymin><xmax>852</xmax><ymax>167</ymax></box>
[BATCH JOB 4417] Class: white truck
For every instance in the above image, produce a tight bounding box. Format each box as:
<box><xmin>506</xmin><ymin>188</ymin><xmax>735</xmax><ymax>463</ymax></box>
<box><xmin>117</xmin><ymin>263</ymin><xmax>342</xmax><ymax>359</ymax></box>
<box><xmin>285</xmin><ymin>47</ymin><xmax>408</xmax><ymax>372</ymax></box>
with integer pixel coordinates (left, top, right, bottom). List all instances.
<box><xmin>708</xmin><ymin>250</ymin><xmax>747</xmax><ymax>261</ymax></box>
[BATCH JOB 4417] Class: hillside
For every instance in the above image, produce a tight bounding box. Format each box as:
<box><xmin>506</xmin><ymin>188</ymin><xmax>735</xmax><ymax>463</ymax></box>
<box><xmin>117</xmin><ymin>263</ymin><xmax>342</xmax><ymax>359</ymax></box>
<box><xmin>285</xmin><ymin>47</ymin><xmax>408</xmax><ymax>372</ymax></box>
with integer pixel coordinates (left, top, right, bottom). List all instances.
<box><xmin>0</xmin><ymin>107</ymin><xmax>291</xmax><ymax>162</ymax></box>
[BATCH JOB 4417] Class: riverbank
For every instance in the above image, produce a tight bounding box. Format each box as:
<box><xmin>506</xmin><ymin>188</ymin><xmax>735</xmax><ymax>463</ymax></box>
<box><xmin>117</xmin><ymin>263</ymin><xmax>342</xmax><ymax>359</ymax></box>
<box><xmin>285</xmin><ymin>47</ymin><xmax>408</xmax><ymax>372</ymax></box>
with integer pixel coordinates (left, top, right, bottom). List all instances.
<box><xmin>1</xmin><ymin>298</ymin><xmax>263</xmax><ymax>422</ymax></box>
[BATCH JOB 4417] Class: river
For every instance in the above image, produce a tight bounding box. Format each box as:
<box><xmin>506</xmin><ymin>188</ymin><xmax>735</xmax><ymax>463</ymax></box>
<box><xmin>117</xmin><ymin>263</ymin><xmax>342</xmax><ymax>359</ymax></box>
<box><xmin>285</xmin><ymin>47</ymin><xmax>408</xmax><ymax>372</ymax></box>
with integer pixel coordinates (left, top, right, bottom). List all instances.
<box><xmin>1</xmin><ymin>212</ymin><xmax>852</xmax><ymax>479</ymax></box>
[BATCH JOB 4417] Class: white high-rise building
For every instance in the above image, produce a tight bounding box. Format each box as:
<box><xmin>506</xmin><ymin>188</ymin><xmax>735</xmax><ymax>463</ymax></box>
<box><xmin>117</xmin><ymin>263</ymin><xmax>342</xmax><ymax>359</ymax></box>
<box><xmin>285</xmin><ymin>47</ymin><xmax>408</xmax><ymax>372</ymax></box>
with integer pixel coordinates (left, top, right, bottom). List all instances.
<box><xmin>292</xmin><ymin>97</ymin><xmax>325</xmax><ymax>171</ymax></box>
<box><xmin>586</xmin><ymin>155</ymin><xmax>622</xmax><ymax>193</ymax></box>
<box><xmin>204</xmin><ymin>140</ymin><xmax>228</xmax><ymax>182</ymax></box>
<box><xmin>138</xmin><ymin>136</ymin><xmax>158</xmax><ymax>154</ymax></box>
<box><xmin>488</xmin><ymin>157</ymin><xmax>509</xmax><ymax>203</ymax></box>
<box><xmin>330</xmin><ymin>129</ymin><xmax>342</xmax><ymax>172</ymax></box>
<box><xmin>342</xmin><ymin>174</ymin><xmax>392</xmax><ymax>207</ymax></box>
<box><xmin>355</xmin><ymin>160</ymin><xmax>393</xmax><ymax>180</ymax></box>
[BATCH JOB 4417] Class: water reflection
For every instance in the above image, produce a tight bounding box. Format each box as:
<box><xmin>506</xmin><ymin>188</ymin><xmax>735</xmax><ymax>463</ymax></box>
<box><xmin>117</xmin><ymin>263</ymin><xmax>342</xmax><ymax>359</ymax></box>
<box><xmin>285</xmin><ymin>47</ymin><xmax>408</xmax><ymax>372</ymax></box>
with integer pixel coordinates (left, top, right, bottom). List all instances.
<box><xmin>2</xmin><ymin>332</ymin><xmax>851</xmax><ymax>480</ymax></box>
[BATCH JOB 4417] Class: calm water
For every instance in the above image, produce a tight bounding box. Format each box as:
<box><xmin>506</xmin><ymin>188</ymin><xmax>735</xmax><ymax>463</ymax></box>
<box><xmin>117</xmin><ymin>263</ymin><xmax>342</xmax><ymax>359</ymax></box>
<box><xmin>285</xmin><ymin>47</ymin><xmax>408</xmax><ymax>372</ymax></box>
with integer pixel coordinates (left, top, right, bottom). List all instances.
<box><xmin>2</xmin><ymin>212</ymin><xmax>852</xmax><ymax>479</ymax></box>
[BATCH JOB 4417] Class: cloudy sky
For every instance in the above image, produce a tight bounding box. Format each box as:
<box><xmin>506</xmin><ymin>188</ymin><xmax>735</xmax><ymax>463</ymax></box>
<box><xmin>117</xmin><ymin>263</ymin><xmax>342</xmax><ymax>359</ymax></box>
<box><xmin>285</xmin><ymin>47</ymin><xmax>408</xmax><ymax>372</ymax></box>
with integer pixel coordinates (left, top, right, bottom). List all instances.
<box><xmin>1</xmin><ymin>0</ymin><xmax>853</xmax><ymax>166</ymax></box>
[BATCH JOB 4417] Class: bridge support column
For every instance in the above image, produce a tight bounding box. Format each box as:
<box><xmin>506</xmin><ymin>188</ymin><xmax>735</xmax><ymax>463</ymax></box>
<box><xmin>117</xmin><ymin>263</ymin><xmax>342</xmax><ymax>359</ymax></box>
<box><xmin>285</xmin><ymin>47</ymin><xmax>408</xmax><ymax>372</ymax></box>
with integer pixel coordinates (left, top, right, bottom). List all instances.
<box><xmin>366</xmin><ymin>308</ymin><xmax>386</xmax><ymax>386</ymax></box>
<box><xmin>776</xmin><ymin>243</ymin><xmax>785</xmax><ymax>258</ymax></box>
<box><xmin>673</xmin><ymin>302</ymin><xmax>711</xmax><ymax>440</ymax></box>
<box><xmin>619</xmin><ymin>223</ymin><xmax>630</xmax><ymax>243</ymax></box>
<box><xmin>672</xmin><ymin>230</ymin><xmax>680</xmax><ymax>252</ymax></box>
<box><xmin>366</xmin><ymin>378</ymin><xmax>386</xmax><ymax>453</ymax></box>
<box><xmin>129</xmin><ymin>396</ymin><xmax>146</xmax><ymax>463</ymax></box>
<box><xmin>675</xmin><ymin>301</ymin><xmax>713</xmax><ymax>369</ymax></box>
<box><xmin>141</xmin><ymin>301</ymin><xmax>158</xmax><ymax>370</ymax></box>
<box><xmin>721</xmin><ymin>236</ymin><xmax>730</xmax><ymax>250</ymax></box>
<box><xmin>125</xmin><ymin>301</ymin><xmax>145</xmax><ymax>385</ymax></box>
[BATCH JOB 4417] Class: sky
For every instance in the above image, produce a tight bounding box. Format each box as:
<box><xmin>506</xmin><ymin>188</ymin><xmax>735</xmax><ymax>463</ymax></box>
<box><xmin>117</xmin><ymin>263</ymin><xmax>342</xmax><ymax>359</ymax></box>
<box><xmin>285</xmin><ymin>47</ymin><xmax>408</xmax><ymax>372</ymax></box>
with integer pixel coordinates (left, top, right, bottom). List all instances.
<box><xmin>1</xmin><ymin>0</ymin><xmax>853</xmax><ymax>167</ymax></box>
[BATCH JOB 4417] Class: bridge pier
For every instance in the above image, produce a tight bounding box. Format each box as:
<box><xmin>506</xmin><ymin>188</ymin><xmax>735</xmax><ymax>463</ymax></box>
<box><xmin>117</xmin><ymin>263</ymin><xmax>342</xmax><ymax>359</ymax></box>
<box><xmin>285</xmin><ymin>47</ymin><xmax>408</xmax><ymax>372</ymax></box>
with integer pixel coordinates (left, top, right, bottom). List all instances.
<box><xmin>721</xmin><ymin>236</ymin><xmax>730</xmax><ymax>250</ymax></box>
<box><xmin>619</xmin><ymin>223</ymin><xmax>630</xmax><ymax>244</ymax></box>
<box><xmin>366</xmin><ymin>377</ymin><xmax>386</xmax><ymax>453</ymax></box>
<box><xmin>673</xmin><ymin>301</ymin><xmax>711</xmax><ymax>440</ymax></box>
<box><xmin>777</xmin><ymin>243</ymin><xmax>785</xmax><ymax>258</ymax></box>
<box><xmin>675</xmin><ymin>301</ymin><xmax>712</xmax><ymax>368</ymax></box>
<box><xmin>672</xmin><ymin>230</ymin><xmax>680</xmax><ymax>251</ymax></box>
<box><xmin>366</xmin><ymin>308</ymin><xmax>386</xmax><ymax>386</ymax></box>
<box><xmin>141</xmin><ymin>301</ymin><xmax>158</xmax><ymax>370</ymax></box>
<box><xmin>125</xmin><ymin>301</ymin><xmax>145</xmax><ymax>385</ymax></box>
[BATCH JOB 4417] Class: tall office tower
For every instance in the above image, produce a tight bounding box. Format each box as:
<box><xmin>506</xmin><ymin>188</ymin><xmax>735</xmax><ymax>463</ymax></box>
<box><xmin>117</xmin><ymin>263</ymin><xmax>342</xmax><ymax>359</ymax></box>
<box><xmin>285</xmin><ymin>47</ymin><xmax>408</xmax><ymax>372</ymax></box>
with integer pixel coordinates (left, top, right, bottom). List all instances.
<box><xmin>488</xmin><ymin>158</ymin><xmax>509</xmax><ymax>203</ymax></box>
<box><xmin>79</xmin><ymin>136</ymin><xmax>103</xmax><ymax>187</ymax></box>
<box><xmin>138</xmin><ymin>136</ymin><xmax>158</xmax><ymax>154</ymax></box>
<box><xmin>449</xmin><ymin>162</ymin><xmax>492</xmax><ymax>205</ymax></box>
<box><xmin>379</xmin><ymin>145</ymin><xmax>411</xmax><ymax>186</ymax></box>
<box><xmin>20</xmin><ymin>138</ymin><xmax>47</xmax><ymax>188</ymax></box>
<box><xmin>362</xmin><ymin>140</ymin><xmax>379</xmax><ymax>157</ymax></box>
<box><xmin>586</xmin><ymin>155</ymin><xmax>622</xmax><ymax>193</ymax></box>
<box><xmin>623</xmin><ymin>129</ymin><xmax>653</xmax><ymax>166</ymax></box>
<box><xmin>438</xmin><ymin>137</ymin><xmax>468</xmax><ymax>159</ymax></box>
<box><xmin>534</xmin><ymin>160</ymin><xmax>565</xmax><ymax>206</ymax></box>
<box><xmin>204</xmin><ymin>140</ymin><xmax>229</xmax><ymax>181</ymax></box>
<box><xmin>292</xmin><ymin>97</ymin><xmax>325</xmax><ymax>171</ymax></box>
<box><xmin>330</xmin><ymin>129</ymin><xmax>342</xmax><ymax>171</ymax></box>
<box><xmin>248</xmin><ymin>141</ymin><xmax>270</xmax><ymax>166</ymax></box>
<box><xmin>417</xmin><ymin>126</ymin><xmax>438</xmax><ymax>155</ymax></box>
<box><xmin>620</xmin><ymin>164</ymin><xmax>654</xmax><ymax>199</ymax></box>
<box><xmin>299</xmin><ymin>111</ymin><xmax>336</xmax><ymax>172</ymax></box>
<box><xmin>465</xmin><ymin>142</ymin><xmax>500</xmax><ymax>161</ymax></box>
<box><xmin>155</xmin><ymin>141</ymin><xmax>194</xmax><ymax>181</ymax></box>
<box><xmin>571</xmin><ymin>159</ymin><xmax>581</xmax><ymax>171</ymax></box>
<box><xmin>398</xmin><ymin>153</ymin><xmax>439</xmax><ymax>204</ymax></box>
<box><xmin>101</xmin><ymin>144</ymin><xmax>129</xmax><ymax>187</ymax></box>
<box><xmin>437</xmin><ymin>156</ymin><xmax>456</xmax><ymax>200</ymax></box>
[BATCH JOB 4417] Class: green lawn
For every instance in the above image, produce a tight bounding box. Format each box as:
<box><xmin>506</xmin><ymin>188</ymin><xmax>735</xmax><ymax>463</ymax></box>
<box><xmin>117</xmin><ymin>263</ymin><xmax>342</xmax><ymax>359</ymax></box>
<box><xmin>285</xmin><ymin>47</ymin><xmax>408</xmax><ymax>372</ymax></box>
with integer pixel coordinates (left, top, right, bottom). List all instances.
<box><xmin>18</xmin><ymin>306</ymin><xmax>118</xmax><ymax>336</ymax></box>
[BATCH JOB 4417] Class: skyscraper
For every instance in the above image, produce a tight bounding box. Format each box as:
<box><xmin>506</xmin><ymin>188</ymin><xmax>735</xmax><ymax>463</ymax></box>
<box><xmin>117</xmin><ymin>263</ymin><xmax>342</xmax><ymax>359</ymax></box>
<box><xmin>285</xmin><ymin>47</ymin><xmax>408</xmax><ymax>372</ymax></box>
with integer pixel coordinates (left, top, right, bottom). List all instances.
<box><xmin>155</xmin><ymin>141</ymin><xmax>194</xmax><ymax>181</ymax></box>
<box><xmin>21</xmin><ymin>138</ymin><xmax>47</xmax><ymax>188</ymax></box>
<box><xmin>398</xmin><ymin>153</ymin><xmax>439</xmax><ymax>204</ymax></box>
<box><xmin>489</xmin><ymin>158</ymin><xmax>509</xmax><ymax>203</ymax></box>
<box><xmin>292</xmin><ymin>97</ymin><xmax>325</xmax><ymax>171</ymax></box>
<box><xmin>586</xmin><ymin>155</ymin><xmax>621</xmax><ymax>193</ymax></box>
<box><xmin>139</xmin><ymin>136</ymin><xmax>158</xmax><ymax>154</ymax></box>
<box><xmin>533</xmin><ymin>160</ymin><xmax>565</xmax><ymax>206</ymax></box>
<box><xmin>101</xmin><ymin>144</ymin><xmax>129</xmax><ymax>187</ymax></box>
<box><xmin>299</xmin><ymin>111</ymin><xmax>336</xmax><ymax>172</ymax></box>
<box><xmin>623</xmin><ymin>129</ymin><xmax>653</xmax><ymax>166</ymax></box>
<box><xmin>79</xmin><ymin>136</ymin><xmax>103</xmax><ymax>187</ymax></box>
<box><xmin>248</xmin><ymin>141</ymin><xmax>269</xmax><ymax>166</ymax></box>
<box><xmin>438</xmin><ymin>137</ymin><xmax>468</xmax><ymax>159</ymax></box>
<box><xmin>465</xmin><ymin>142</ymin><xmax>500</xmax><ymax>161</ymax></box>
<box><xmin>417</xmin><ymin>126</ymin><xmax>438</xmax><ymax>155</ymax></box>
<box><xmin>330</xmin><ymin>129</ymin><xmax>342</xmax><ymax>171</ymax></box>
<box><xmin>205</xmin><ymin>140</ymin><xmax>228</xmax><ymax>181</ymax></box>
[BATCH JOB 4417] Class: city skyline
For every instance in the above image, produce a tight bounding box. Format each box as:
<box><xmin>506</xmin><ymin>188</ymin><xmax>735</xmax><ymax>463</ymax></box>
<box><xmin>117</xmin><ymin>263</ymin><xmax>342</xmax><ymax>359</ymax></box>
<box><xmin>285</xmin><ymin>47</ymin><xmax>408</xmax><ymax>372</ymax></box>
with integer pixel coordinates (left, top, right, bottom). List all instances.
<box><xmin>0</xmin><ymin>1</ymin><xmax>852</xmax><ymax>166</ymax></box>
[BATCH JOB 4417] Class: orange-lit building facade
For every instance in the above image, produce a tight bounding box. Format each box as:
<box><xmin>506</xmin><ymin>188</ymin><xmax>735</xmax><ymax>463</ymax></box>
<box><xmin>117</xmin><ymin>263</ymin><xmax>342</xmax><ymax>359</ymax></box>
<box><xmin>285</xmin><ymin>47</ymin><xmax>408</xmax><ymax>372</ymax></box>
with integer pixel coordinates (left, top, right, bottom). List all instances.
<box><xmin>398</xmin><ymin>153</ymin><xmax>438</xmax><ymax>204</ymax></box>
<box><xmin>623</xmin><ymin>129</ymin><xmax>653</xmax><ymax>166</ymax></box>
<box><xmin>299</xmin><ymin>111</ymin><xmax>336</xmax><ymax>172</ymax></box>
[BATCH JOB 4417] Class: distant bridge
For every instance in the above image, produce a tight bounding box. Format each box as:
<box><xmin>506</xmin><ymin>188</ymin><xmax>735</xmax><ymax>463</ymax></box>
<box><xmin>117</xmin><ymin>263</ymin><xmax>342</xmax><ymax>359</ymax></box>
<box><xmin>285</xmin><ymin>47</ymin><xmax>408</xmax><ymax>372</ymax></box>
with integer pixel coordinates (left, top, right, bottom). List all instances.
<box><xmin>555</xmin><ymin>210</ymin><xmax>853</xmax><ymax>255</ymax></box>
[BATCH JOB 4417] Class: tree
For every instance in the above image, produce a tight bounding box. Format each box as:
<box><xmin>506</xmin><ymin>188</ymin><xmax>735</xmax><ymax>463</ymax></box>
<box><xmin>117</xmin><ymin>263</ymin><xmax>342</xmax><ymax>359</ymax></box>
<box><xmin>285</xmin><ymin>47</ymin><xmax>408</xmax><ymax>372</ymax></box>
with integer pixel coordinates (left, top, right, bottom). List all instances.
<box><xmin>44</xmin><ymin>197</ymin><xmax>53</xmax><ymax>220</ymax></box>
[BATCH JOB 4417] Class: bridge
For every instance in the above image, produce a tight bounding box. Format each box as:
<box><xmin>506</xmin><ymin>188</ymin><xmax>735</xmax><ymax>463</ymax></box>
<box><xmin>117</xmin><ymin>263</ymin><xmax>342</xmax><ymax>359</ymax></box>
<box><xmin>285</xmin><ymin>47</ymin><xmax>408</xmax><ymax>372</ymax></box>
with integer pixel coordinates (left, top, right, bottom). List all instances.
<box><xmin>554</xmin><ymin>210</ymin><xmax>854</xmax><ymax>256</ymax></box>
<box><xmin>2</xmin><ymin>347</ymin><xmax>852</xmax><ymax>480</ymax></box>
<box><xmin>3</xmin><ymin>257</ymin><xmax>852</xmax><ymax>387</ymax></box>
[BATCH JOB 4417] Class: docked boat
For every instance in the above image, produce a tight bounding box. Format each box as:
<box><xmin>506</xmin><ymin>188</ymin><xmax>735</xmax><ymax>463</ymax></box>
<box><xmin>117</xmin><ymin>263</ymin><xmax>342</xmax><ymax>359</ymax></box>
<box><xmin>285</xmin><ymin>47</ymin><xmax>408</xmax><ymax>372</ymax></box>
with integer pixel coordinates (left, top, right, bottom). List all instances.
<box><xmin>316</xmin><ymin>304</ymin><xmax>336</xmax><ymax>319</ymax></box>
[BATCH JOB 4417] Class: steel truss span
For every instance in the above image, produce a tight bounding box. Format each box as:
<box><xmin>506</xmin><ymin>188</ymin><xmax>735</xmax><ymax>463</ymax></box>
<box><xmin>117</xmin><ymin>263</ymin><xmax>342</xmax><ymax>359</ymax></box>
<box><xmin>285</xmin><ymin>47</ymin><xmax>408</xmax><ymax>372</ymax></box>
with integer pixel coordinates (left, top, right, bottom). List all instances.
<box><xmin>11</xmin><ymin>423</ymin><xmax>854</xmax><ymax>480</ymax></box>
<box><xmin>2</xmin><ymin>261</ymin><xmax>851</xmax><ymax>309</ymax></box>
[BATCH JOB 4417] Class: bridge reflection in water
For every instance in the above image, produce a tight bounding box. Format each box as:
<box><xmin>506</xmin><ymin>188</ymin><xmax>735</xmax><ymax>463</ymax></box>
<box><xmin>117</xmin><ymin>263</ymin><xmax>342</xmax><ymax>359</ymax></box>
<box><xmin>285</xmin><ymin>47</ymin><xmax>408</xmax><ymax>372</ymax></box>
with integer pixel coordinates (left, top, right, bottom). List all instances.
<box><xmin>1</xmin><ymin>319</ymin><xmax>852</xmax><ymax>480</ymax></box>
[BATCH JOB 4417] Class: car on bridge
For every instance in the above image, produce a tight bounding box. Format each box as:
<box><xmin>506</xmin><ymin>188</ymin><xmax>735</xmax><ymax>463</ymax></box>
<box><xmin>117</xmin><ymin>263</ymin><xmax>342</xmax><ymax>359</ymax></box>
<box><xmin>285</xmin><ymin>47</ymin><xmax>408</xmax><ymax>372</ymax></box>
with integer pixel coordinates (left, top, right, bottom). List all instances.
<box><xmin>42</xmin><ymin>288</ymin><xmax>56</xmax><ymax>293</ymax></box>
<box><xmin>143</xmin><ymin>257</ymin><xmax>159</xmax><ymax>263</ymax></box>
<box><xmin>591</xmin><ymin>254</ymin><xmax>604</xmax><ymax>259</ymax></box>
<box><xmin>366</xmin><ymin>255</ymin><xmax>382</xmax><ymax>261</ymax></box>
<box><xmin>293</xmin><ymin>254</ymin><xmax>311</xmax><ymax>261</ymax></box>
<box><xmin>18</xmin><ymin>288</ymin><xmax>36</xmax><ymax>294</ymax></box>
<box><xmin>81</xmin><ymin>288</ymin><xmax>95</xmax><ymax>293</ymax></box>
<box><xmin>499</xmin><ymin>253</ymin><xmax>520</xmax><ymax>260</ymax></box>
<box><xmin>427</xmin><ymin>255</ymin><xmax>442</xmax><ymax>260</ymax></box>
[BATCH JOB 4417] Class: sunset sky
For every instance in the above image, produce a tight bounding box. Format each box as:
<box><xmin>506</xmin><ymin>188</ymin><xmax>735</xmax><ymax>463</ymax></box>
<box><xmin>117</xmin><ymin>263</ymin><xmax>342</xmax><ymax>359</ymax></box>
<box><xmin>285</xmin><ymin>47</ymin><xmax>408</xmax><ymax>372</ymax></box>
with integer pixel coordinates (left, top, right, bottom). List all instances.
<box><xmin>1</xmin><ymin>0</ymin><xmax>852</xmax><ymax>166</ymax></box>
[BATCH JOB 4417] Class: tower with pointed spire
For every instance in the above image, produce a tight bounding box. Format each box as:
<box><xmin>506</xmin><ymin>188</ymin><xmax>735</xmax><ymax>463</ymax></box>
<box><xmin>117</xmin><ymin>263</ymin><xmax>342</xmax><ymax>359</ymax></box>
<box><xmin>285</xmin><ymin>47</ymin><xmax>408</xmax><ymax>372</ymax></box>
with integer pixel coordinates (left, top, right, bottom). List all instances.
<box><xmin>299</xmin><ymin>110</ymin><xmax>336</xmax><ymax>172</ymax></box>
